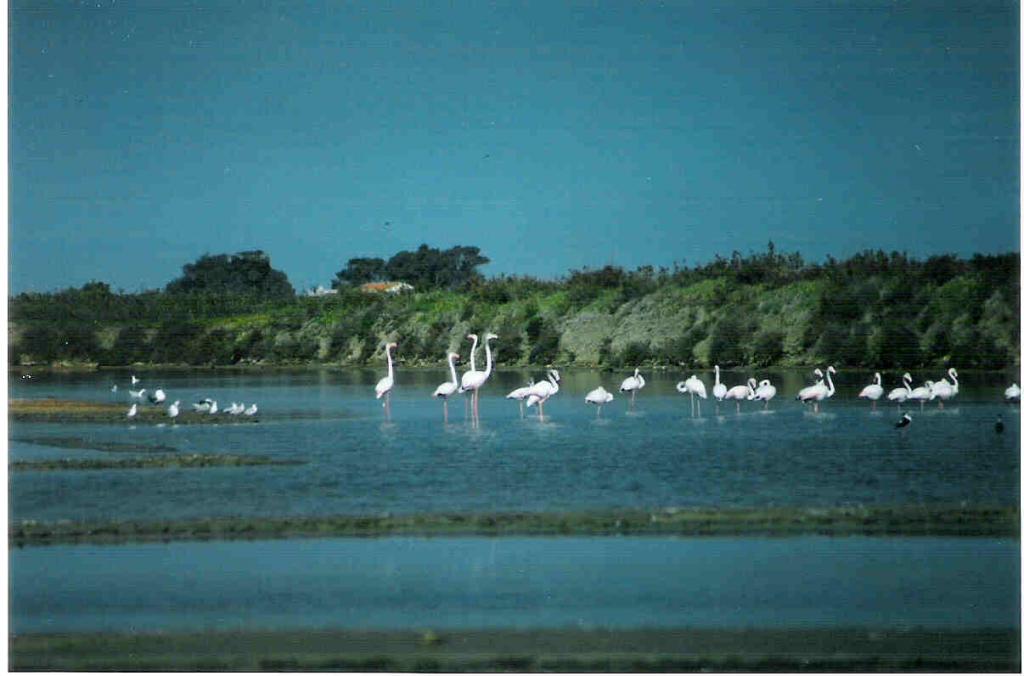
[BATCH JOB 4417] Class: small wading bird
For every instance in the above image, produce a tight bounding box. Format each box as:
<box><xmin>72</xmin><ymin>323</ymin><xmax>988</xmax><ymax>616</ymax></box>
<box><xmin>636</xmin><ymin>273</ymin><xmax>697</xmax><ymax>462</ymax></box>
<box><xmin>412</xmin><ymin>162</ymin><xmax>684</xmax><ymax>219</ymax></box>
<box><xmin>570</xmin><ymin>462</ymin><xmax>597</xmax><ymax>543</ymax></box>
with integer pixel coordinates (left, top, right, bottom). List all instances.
<box><xmin>192</xmin><ymin>398</ymin><xmax>214</xmax><ymax>413</ymax></box>
<box><xmin>675</xmin><ymin>374</ymin><xmax>707</xmax><ymax>416</ymax></box>
<box><xmin>131</xmin><ymin>374</ymin><xmax>140</xmax><ymax>385</ymax></box>
<box><xmin>724</xmin><ymin>377</ymin><xmax>757</xmax><ymax>413</ymax></box>
<box><xmin>1005</xmin><ymin>383</ymin><xmax>1021</xmax><ymax>403</ymax></box>
<box><xmin>127</xmin><ymin>403</ymin><xmax>138</xmax><ymax>419</ymax></box>
<box><xmin>149</xmin><ymin>388</ymin><xmax>167</xmax><ymax>405</ymax></box>
<box><xmin>619</xmin><ymin>368</ymin><xmax>646</xmax><ymax>409</ymax></box>
<box><xmin>432</xmin><ymin>352</ymin><xmax>461</xmax><ymax>422</ymax></box>
<box><xmin>505</xmin><ymin>378</ymin><xmax>535</xmax><ymax>418</ymax></box>
<box><xmin>858</xmin><ymin>373</ymin><xmax>884</xmax><ymax>409</ymax></box>
<box><xmin>584</xmin><ymin>385</ymin><xmax>614</xmax><ymax>418</ymax></box>
<box><xmin>526</xmin><ymin>369</ymin><xmax>560</xmax><ymax>421</ymax></box>
<box><xmin>753</xmin><ymin>379</ymin><xmax>776</xmax><ymax>408</ymax></box>
<box><xmin>129</xmin><ymin>388</ymin><xmax>147</xmax><ymax>401</ymax></box>
<box><xmin>375</xmin><ymin>342</ymin><xmax>398</xmax><ymax>419</ymax></box>
<box><xmin>167</xmin><ymin>400</ymin><xmax>180</xmax><ymax>419</ymax></box>
<box><xmin>459</xmin><ymin>333</ymin><xmax>497</xmax><ymax>422</ymax></box>
<box><xmin>244</xmin><ymin>403</ymin><xmax>258</xmax><ymax>416</ymax></box>
<box><xmin>895</xmin><ymin>412</ymin><xmax>912</xmax><ymax>429</ymax></box>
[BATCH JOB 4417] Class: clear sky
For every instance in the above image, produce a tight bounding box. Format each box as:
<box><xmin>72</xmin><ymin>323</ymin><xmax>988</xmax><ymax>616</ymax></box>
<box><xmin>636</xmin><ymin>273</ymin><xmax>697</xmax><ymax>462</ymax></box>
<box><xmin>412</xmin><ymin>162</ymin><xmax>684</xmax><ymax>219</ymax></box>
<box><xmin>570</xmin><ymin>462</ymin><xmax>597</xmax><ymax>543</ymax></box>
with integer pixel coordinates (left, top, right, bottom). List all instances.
<box><xmin>9</xmin><ymin>0</ymin><xmax>1020</xmax><ymax>293</ymax></box>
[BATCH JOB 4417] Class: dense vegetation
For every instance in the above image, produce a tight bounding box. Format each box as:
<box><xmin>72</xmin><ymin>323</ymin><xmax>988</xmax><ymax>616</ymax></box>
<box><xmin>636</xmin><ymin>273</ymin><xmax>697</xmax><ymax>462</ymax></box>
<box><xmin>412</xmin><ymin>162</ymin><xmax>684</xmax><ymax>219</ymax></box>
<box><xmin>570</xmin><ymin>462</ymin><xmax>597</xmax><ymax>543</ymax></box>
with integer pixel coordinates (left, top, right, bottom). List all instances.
<box><xmin>9</xmin><ymin>245</ymin><xmax>1020</xmax><ymax>370</ymax></box>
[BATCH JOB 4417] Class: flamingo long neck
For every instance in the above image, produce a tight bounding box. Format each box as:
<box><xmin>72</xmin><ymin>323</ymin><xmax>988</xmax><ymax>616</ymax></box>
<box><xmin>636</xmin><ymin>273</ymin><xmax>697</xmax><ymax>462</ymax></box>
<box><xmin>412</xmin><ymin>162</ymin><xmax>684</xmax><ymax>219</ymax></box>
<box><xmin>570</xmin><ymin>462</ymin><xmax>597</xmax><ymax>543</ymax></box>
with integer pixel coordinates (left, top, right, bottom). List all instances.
<box><xmin>386</xmin><ymin>346</ymin><xmax>394</xmax><ymax>380</ymax></box>
<box><xmin>948</xmin><ymin>369</ymin><xmax>958</xmax><ymax>389</ymax></box>
<box><xmin>548</xmin><ymin>371</ymin><xmax>559</xmax><ymax>393</ymax></box>
<box><xmin>468</xmin><ymin>337</ymin><xmax>479</xmax><ymax>371</ymax></box>
<box><xmin>903</xmin><ymin>374</ymin><xmax>912</xmax><ymax>390</ymax></box>
<box><xmin>714</xmin><ymin>365</ymin><xmax>721</xmax><ymax>387</ymax></box>
<box><xmin>482</xmin><ymin>338</ymin><xmax>493</xmax><ymax>378</ymax></box>
<box><xmin>875</xmin><ymin>372</ymin><xmax>882</xmax><ymax>386</ymax></box>
<box><xmin>447</xmin><ymin>355</ymin><xmax>458</xmax><ymax>385</ymax></box>
<box><xmin>825</xmin><ymin>369</ymin><xmax>834</xmax><ymax>395</ymax></box>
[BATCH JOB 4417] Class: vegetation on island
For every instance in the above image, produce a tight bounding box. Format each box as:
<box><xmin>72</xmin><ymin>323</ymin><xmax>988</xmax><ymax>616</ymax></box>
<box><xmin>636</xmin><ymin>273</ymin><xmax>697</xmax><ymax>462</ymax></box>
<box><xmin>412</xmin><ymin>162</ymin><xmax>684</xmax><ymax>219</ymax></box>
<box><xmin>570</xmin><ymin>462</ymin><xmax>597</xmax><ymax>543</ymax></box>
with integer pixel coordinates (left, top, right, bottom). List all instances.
<box><xmin>9</xmin><ymin>243</ymin><xmax>1019</xmax><ymax>370</ymax></box>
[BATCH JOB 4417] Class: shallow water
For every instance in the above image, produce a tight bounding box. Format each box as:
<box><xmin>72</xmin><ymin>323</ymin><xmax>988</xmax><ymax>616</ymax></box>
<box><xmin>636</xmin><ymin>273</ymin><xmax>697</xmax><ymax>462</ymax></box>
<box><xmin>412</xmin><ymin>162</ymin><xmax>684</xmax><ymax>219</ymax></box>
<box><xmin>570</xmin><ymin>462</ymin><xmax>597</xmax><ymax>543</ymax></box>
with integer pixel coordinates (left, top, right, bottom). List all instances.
<box><xmin>10</xmin><ymin>535</ymin><xmax>1019</xmax><ymax>634</ymax></box>
<box><xmin>9</xmin><ymin>369</ymin><xmax>1020</xmax><ymax>522</ymax></box>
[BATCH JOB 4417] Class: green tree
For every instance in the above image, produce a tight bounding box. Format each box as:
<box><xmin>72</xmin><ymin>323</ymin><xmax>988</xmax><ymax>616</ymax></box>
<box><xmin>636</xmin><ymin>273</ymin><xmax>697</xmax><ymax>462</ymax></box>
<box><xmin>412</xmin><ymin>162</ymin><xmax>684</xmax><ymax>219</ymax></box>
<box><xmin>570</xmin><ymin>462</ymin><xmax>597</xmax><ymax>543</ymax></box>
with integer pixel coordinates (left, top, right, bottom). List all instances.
<box><xmin>166</xmin><ymin>250</ymin><xmax>294</xmax><ymax>300</ymax></box>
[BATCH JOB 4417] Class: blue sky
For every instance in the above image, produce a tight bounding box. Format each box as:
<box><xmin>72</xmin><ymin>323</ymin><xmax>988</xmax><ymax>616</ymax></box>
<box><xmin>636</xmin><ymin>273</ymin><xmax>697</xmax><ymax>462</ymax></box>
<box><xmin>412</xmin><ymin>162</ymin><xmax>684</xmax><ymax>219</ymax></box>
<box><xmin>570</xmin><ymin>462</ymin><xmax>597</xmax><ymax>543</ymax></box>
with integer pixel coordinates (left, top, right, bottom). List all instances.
<box><xmin>10</xmin><ymin>0</ymin><xmax>1019</xmax><ymax>293</ymax></box>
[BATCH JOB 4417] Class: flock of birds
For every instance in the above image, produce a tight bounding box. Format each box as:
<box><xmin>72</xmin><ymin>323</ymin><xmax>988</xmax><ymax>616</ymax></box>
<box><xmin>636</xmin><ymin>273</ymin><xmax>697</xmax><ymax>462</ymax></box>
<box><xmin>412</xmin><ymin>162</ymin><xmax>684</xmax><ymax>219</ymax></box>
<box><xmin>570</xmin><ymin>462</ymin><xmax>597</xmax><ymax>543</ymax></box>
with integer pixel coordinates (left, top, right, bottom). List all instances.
<box><xmin>374</xmin><ymin>334</ymin><xmax>1019</xmax><ymax>431</ymax></box>
<box><xmin>116</xmin><ymin>374</ymin><xmax>258</xmax><ymax>421</ymax></box>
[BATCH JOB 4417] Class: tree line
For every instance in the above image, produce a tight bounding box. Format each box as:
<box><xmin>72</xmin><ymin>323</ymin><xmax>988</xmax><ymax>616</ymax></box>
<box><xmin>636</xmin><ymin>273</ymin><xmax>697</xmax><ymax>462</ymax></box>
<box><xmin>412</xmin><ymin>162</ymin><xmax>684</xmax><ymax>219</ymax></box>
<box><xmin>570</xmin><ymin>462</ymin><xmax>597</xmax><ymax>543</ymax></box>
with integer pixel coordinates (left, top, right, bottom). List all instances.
<box><xmin>8</xmin><ymin>244</ymin><xmax>1020</xmax><ymax>370</ymax></box>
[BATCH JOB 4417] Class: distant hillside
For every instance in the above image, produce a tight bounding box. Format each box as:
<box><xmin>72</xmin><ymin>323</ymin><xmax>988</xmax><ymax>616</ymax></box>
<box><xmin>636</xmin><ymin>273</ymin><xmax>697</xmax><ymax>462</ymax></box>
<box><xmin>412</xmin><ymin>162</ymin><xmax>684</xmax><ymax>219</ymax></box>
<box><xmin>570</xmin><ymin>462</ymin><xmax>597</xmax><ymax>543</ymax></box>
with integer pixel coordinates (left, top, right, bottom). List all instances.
<box><xmin>8</xmin><ymin>249</ymin><xmax>1019</xmax><ymax>370</ymax></box>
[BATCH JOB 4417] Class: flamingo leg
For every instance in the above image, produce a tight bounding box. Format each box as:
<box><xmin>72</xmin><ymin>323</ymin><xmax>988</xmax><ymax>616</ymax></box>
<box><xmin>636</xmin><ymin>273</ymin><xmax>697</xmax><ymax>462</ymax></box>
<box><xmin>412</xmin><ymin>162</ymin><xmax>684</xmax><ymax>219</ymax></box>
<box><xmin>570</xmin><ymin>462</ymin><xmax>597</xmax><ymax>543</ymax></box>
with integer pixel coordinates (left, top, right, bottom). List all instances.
<box><xmin>519</xmin><ymin>400</ymin><xmax>524</xmax><ymax>418</ymax></box>
<box><xmin>443</xmin><ymin>399</ymin><xmax>448</xmax><ymax>424</ymax></box>
<box><xmin>631</xmin><ymin>390</ymin><xmax>636</xmax><ymax>409</ymax></box>
<box><xmin>596</xmin><ymin>405</ymin><xmax>601</xmax><ymax>419</ymax></box>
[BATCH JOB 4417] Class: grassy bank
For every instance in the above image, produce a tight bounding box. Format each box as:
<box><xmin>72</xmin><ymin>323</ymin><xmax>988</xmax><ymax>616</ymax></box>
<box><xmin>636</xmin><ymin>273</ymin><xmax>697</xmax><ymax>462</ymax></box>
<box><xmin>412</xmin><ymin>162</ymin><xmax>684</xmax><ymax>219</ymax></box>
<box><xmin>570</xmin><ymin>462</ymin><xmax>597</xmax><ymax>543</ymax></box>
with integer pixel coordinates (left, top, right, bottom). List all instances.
<box><xmin>10</xmin><ymin>627</ymin><xmax>1019</xmax><ymax>671</ymax></box>
<box><xmin>9</xmin><ymin>399</ymin><xmax>260</xmax><ymax>424</ymax></box>
<box><xmin>10</xmin><ymin>505</ymin><xmax>1018</xmax><ymax>546</ymax></box>
<box><xmin>11</xmin><ymin>454</ymin><xmax>303</xmax><ymax>472</ymax></box>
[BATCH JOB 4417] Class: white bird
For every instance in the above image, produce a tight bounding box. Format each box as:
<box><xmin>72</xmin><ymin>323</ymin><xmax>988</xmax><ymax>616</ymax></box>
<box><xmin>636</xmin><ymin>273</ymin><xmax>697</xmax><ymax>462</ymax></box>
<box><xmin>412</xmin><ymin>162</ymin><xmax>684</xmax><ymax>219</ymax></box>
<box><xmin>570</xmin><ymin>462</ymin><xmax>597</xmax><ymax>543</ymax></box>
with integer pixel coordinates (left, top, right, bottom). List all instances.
<box><xmin>930</xmin><ymin>368</ymin><xmax>959</xmax><ymax>408</ymax></box>
<box><xmin>724</xmin><ymin>377</ymin><xmax>757</xmax><ymax>412</ymax></box>
<box><xmin>432</xmin><ymin>352</ymin><xmax>461</xmax><ymax>422</ymax></box>
<box><xmin>375</xmin><ymin>342</ymin><xmax>398</xmax><ymax>417</ymax></box>
<box><xmin>110</xmin><ymin>384</ymin><xmax>118</xmax><ymax>393</ymax></box>
<box><xmin>149</xmin><ymin>388</ymin><xmax>167</xmax><ymax>404</ymax></box>
<box><xmin>460</xmin><ymin>333</ymin><xmax>480</xmax><ymax>416</ymax></box>
<box><xmin>129</xmin><ymin>388</ymin><xmax>147</xmax><ymax>400</ymax></box>
<box><xmin>858</xmin><ymin>372</ymin><xmax>884</xmax><ymax>409</ymax></box>
<box><xmin>505</xmin><ymin>379</ymin><xmax>535</xmax><ymax>418</ymax></box>
<box><xmin>459</xmin><ymin>333</ymin><xmax>497</xmax><ymax>421</ymax></box>
<box><xmin>711</xmin><ymin>365</ymin><xmax>728</xmax><ymax>407</ymax></box>
<box><xmin>224</xmin><ymin>402</ymin><xmax>243</xmax><ymax>415</ymax></box>
<box><xmin>192</xmin><ymin>398</ymin><xmax>213</xmax><ymax>413</ymax></box>
<box><xmin>126</xmin><ymin>403</ymin><xmax>137</xmax><ymax>419</ymax></box>
<box><xmin>797</xmin><ymin>366</ymin><xmax>835</xmax><ymax>413</ymax></box>
<box><xmin>584</xmin><ymin>385</ymin><xmax>614</xmax><ymax>418</ymax></box>
<box><xmin>753</xmin><ymin>379</ymin><xmax>777</xmax><ymax>408</ymax></box>
<box><xmin>1005</xmin><ymin>383</ymin><xmax>1021</xmax><ymax>402</ymax></box>
<box><xmin>887</xmin><ymin>373</ymin><xmax>913</xmax><ymax>408</ymax></box>
<box><xmin>244</xmin><ymin>403</ymin><xmax>258</xmax><ymax>416</ymax></box>
<box><xmin>675</xmin><ymin>375</ymin><xmax>707</xmax><ymax>416</ymax></box>
<box><xmin>167</xmin><ymin>400</ymin><xmax>180</xmax><ymax>419</ymax></box>
<box><xmin>619</xmin><ymin>368</ymin><xmax>646</xmax><ymax>408</ymax></box>
<box><xmin>907</xmin><ymin>380</ymin><xmax>935</xmax><ymax>411</ymax></box>
<box><xmin>131</xmin><ymin>374</ymin><xmax>140</xmax><ymax>385</ymax></box>
<box><xmin>526</xmin><ymin>369</ymin><xmax>560</xmax><ymax>420</ymax></box>
<box><xmin>208</xmin><ymin>400</ymin><xmax>219</xmax><ymax>415</ymax></box>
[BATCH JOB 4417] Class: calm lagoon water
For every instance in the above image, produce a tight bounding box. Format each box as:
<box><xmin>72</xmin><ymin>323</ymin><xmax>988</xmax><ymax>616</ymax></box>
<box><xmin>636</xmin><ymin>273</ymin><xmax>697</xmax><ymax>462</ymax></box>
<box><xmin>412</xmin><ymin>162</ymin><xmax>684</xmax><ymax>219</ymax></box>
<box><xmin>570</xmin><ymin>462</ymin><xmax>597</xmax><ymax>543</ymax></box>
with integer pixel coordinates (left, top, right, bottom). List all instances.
<box><xmin>9</xmin><ymin>369</ymin><xmax>1019</xmax><ymax>522</ymax></box>
<box><xmin>10</xmin><ymin>535</ymin><xmax>1020</xmax><ymax>634</ymax></box>
<box><xmin>8</xmin><ymin>369</ymin><xmax>1020</xmax><ymax>635</ymax></box>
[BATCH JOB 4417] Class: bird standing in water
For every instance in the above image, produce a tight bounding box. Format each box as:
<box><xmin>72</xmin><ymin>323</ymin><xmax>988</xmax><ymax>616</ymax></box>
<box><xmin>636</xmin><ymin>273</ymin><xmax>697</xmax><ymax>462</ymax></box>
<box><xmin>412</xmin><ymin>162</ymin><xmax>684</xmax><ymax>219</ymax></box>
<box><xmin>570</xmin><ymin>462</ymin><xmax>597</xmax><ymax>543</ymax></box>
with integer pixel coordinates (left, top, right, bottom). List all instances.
<box><xmin>894</xmin><ymin>413</ymin><xmax>912</xmax><ymax>429</ymax></box>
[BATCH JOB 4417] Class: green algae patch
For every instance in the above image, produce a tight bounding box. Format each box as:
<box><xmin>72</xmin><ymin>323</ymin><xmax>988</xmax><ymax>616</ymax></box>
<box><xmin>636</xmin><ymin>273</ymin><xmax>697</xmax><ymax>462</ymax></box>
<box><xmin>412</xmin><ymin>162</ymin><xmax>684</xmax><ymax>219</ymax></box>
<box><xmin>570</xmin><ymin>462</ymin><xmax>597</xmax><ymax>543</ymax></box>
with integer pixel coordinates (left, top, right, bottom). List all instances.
<box><xmin>10</xmin><ymin>627</ymin><xmax>1019</xmax><ymax>672</ymax></box>
<box><xmin>13</xmin><ymin>436</ymin><xmax>180</xmax><ymax>454</ymax></box>
<box><xmin>11</xmin><ymin>454</ymin><xmax>304</xmax><ymax>472</ymax></box>
<box><xmin>10</xmin><ymin>505</ymin><xmax>1018</xmax><ymax>546</ymax></box>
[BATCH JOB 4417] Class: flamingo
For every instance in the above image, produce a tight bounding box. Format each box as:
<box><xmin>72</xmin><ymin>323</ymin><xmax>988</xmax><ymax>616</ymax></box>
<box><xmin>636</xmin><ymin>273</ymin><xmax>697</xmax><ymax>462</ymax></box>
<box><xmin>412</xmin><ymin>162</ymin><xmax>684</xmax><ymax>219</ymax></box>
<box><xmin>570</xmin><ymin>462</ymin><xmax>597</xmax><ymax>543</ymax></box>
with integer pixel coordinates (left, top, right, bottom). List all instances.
<box><xmin>432</xmin><ymin>352</ymin><xmax>461</xmax><ymax>422</ymax></box>
<box><xmin>930</xmin><ymin>368</ymin><xmax>959</xmax><ymax>408</ymax></box>
<box><xmin>459</xmin><ymin>333</ymin><xmax>497</xmax><ymax>421</ymax></box>
<box><xmin>724</xmin><ymin>377</ymin><xmax>757</xmax><ymax>412</ymax></box>
<box><xmin>126</xmin><ymin>403</ymin><xmax>138</xmax><ymax>419</ymax></box>
<box><xmin>460</xmin><ymin>333</ymin><xmax>480</xmax><ymax>416</ymax></box>
<box><xmin>858</xmin><ymin>372</ymin><xmax>884</xmax><ymax>409</ymax></box>
<box><xmin>753</xmin><ymin>379</ymin><xmax>777</xmax><ymax>408</ymax></box>
<box><xmin>907</xmin><ymin>380</ymin><xmax>935</xmax><ymax>411</ymax></box>
<box><xmin>797</xmin><ymin>367</ymin><xmax>834</xmax><ymax>413</ymax></box>
<box><xmin>526</xmin><ymin>369</ymin><xmax>560</xmax><ymax>420</ymax></box>
<box><xmin>505</xmin><ymin>378</ymin><xmax>535</xmax><ymax>418</ymax></box>
<box><xmin>584</xmin><ymin>385</ymin><xmax>614</xmax><ymax>418</ymax></box>
<box><xmin>375</xmin><ymin>342</ymin><xmax>398</xmax><ymax>418</ymax></box>
<box><xmin>167</xmin><ymin>400</ymin><xmax>180</xmax><ymax>420</ymax></box>
<box><xmin>712</xmin><ymin>365</ymin><xmax>727</xmax><ymax>402</ymax></box>
<box><xmin>619</xmin><ymin>368</ymin><xmax>645</xmax><ymax>408</ymax></box>
<box><xmin>1005</xmin><ymin>383</ymin><xmax>1021</xmax><ymax>402</ymax></box>
<box><xmin>675</xmin><ymin>375</ymin><xmax>707</xmax><ymax>416</ymax></box>
<box><xmin>887</xmin><ymin>373</ymin><xmax>913</xmax><ymax>409</ymax></box>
